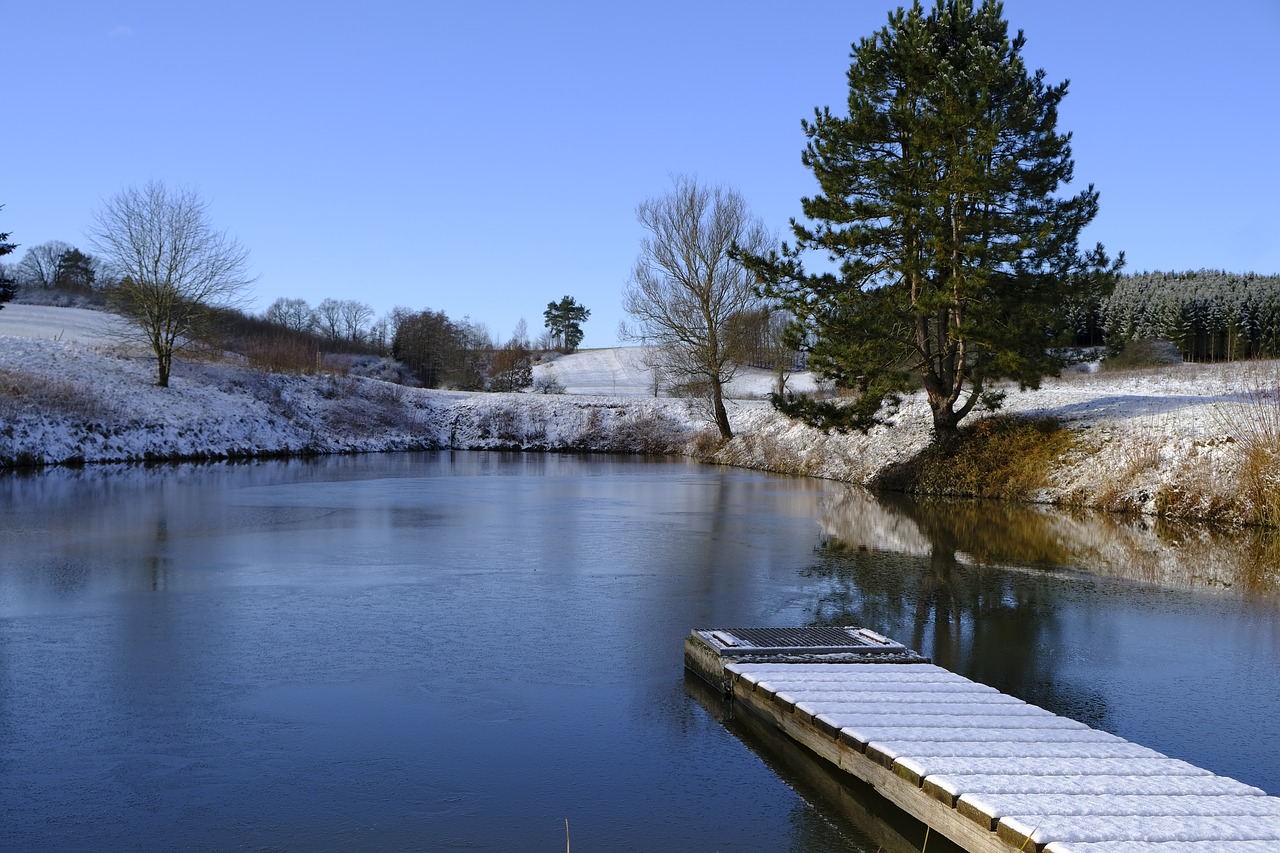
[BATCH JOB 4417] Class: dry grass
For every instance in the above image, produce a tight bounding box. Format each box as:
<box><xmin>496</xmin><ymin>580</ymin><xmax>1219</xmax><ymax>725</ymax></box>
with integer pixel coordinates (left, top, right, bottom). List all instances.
<box><xmin>0</xmin><ymin>366</ymin><xmax>113</xmax><ymax>421</ymax></box>
<box><xmin>876</xmin><ymin>415</ymin><xmax>1075</xmax><ymax>499</ymax></box>
<box><xmin>688</xmin><ymin>428</ymin><xmax>723</xmax><ymax>457</ymax></box>
<box><xmin>244</xmin><ymin>335</ymin><xmax>321</xmax><ymax>374</ymax></box>
<box><xmin>1212</xmin><ymin>380</ymin><xmax>1280</xmax><ymax>527</ymax></box>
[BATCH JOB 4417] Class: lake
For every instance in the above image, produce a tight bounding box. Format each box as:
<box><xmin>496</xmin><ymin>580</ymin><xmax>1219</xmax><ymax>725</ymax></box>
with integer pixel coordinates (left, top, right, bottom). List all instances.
<box><xmin>1</xmin><ymin>452</ymin><xmax>1277</xmax><ymax>851</ymax></box>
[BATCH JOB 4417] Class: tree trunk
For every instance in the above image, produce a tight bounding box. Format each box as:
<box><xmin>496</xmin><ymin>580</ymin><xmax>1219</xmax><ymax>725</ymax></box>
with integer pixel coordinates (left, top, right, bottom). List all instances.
<box><xmin>930</xmin><ymin>400</ymin><xmax>961</xmax><ymax>451</ymax></box>
<box><xmin>156</xmin><ymin>348</ymin><xmax>172</xmax><ymax>388</ymax></box>
<box><xmin>711</xmin><ymin>377</ymin><xmax>733</xmax><ymax>439</ymax></box>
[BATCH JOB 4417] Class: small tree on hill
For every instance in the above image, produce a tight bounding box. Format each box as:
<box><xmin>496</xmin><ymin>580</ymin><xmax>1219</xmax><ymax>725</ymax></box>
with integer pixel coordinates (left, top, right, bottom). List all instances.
<box><xmin>543</xmin><ymin>296</ymin><xmax>590</xmax><ymax>353</ymax></box>
<box><xmin>89</xmin><ymin>181</ymin><xmax>255</xmax><ymax>387</ymax></box>
<box><xmin>741</xmin><ymin>0</ymin><xmax>1121</xmax><ymax>448</ymax></box>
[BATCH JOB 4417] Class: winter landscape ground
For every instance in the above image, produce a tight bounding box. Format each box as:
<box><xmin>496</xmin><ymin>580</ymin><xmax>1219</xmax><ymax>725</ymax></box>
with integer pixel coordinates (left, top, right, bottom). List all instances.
<box><xmin>3</xmin><ymin>303</ymin><xmax>1278</xmax><ymax>531</ymax></box>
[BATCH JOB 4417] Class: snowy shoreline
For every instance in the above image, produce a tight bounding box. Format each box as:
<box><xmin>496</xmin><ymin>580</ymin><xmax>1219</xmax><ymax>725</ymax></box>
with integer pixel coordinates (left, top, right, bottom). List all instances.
<box><xmin>3</xmin><ymin>304</ymin><xmax>1277</xmax><ymax>528</ymax></box>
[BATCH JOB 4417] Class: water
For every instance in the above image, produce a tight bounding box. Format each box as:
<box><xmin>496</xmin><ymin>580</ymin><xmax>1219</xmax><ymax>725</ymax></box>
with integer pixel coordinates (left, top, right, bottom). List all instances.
<box><xmin>1</xmin><ymin>452</ymin><xmax>1277</xmax><ymax>851</ymax></box>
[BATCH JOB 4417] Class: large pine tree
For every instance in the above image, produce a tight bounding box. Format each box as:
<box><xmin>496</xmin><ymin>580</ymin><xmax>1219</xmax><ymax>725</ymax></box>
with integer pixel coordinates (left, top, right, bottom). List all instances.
<box><xmin>744</xmin><ymin>0</ymin><xmax>1120</xmax><ymax>447</ymax></box>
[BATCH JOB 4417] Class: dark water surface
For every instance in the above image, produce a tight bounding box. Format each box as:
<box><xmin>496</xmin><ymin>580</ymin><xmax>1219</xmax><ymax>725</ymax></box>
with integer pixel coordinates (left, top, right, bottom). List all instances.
<box><xmin>1</xmin><ymin>452</ymin><xmax>1277</xmax><ymax>851</ymax></box>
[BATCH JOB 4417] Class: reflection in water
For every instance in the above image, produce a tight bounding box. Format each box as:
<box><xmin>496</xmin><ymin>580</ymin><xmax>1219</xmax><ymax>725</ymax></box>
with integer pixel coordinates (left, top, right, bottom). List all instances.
<box><xmin>807</xmin><ymin>485</ymin><xmax>1280</xmax><ymax>793</ymax></box>
<box><xmin>819</xmin><ymin>486</ymin><xmax>1280</xmax><ymax>595</ymax></box>
<box><xmin>685</xmin><ymin>673</ymin><xmax>964</xmax><ymax>853</ymax></box>
<box><xmin>806</xmin><ymin>534</ymin><xmax>1109</xmax><ymax>731</ymax></box>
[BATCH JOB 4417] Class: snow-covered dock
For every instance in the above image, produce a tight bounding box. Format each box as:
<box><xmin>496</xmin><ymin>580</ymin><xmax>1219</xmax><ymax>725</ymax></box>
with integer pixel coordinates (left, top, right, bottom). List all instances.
<box><xmin>685</xmin><ymin>628</ymin><xmax>1280</xmax><ymax>853</ymax></box>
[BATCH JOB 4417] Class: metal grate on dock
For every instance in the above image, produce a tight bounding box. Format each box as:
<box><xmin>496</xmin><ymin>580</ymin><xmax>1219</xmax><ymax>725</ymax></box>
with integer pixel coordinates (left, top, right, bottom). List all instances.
<box><xmin>693</xmin><ymin>625</ymin><xmax>928</xmax><ymax>662</ymax></box>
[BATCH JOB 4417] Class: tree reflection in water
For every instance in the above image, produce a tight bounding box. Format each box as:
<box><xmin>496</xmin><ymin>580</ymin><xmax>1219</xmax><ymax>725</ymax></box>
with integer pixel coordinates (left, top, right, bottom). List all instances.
<box><xmin>800</xmin><ymin>486</ymin><xmax>1280</xmax><ymax>791</ymax></box>
<box><xmin>804</xmin><ymin>491</ymin><xmax>1141</xmax><ymax>729</ymax></box>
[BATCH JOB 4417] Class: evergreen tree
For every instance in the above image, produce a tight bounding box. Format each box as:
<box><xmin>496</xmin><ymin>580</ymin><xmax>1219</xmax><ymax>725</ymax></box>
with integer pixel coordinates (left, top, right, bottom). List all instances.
<box><xmin>0</xmin><ymin>206</ymin><xmax>16</xmax><ymax>309</ymax></box>
<box><xmin>542</xmin><ymin>296</ymin><xmax>590</xmax><ymax>353</ymax></box>
<box><xmin>54</xmin><ymin>247</ymin><xmax>97</xmax><ymax>292</ymax></box>
<box><xmin>742</xmin><ymin>0</ymin><xmax>1120</xmax><ymax>447</ymax></box>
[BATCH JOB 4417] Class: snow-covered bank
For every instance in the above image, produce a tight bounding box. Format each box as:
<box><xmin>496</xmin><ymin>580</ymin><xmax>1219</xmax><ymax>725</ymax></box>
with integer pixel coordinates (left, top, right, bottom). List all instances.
<box><xmin>711</xmin><ymin>359</ymin><xmax>1277</xmax><ymax>526</ymax></box>
<box><xmin>0</xmin><ymin>336</ymin><xmax>703</xmax><ymax>464</ymax></box>
<box><xmin>3</xmin><ymin>304</ymin><xmax>1278</xmax><ymax>528</ymax></box>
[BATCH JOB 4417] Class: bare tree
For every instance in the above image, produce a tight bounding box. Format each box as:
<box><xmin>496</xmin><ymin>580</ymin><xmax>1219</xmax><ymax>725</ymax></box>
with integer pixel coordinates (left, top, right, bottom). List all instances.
<box><xmin>15</xmin><ymin>240</ymin><xmax>73</xmax><ymax>289</ymax></box>
<box><xmin>338</xmin><ymin>299</ymin><xmax>374</xmax><ymax>343</ymax></box>
<box><xmin>313</xmin><ymin>298</ymin><xmax>345</xmax><ymax>341</ymax></box>
<box><xmin>490</xmin><ymin>319</ymin><xmax>533</xmax><ymax>392</ymax></box>
<box><xmin>311</xmin><ymin>298</ymin><xmax>373</xmax><ymax>344</ymax></box>
<box><xmin>89</xmin><ymin>181</ymin><xmax>254</xmax><ymax>387</ymax></box>
<box><xmin>622</xmin><ymin>176</ymin><xmax>772</xmax><ymax>438</ymax></box>
<box><xmin>264</xmin><ymin>296</ymin><xmax>315</xmax><ymax>333</ymax></box>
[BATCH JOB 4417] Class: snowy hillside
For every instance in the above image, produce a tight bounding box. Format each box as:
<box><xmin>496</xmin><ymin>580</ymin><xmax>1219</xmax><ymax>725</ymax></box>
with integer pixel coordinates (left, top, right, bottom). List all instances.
<box><xmin>531</xmin><ymin>346</ymin><xmax>819</xmax><ymax>398</ymax></box>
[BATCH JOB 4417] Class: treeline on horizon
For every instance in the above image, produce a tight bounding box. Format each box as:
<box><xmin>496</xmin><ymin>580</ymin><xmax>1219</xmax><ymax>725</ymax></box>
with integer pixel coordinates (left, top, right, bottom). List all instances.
<box><xmin>1100</xmin><ymin>270</ymin><xmax>1280</xmax><ymax>362</ymax></box>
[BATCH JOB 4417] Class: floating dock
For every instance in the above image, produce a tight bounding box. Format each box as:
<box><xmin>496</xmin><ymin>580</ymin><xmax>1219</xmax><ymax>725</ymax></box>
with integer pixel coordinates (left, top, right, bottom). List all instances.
<box><xmin>686</xmin><ymin>627</ymin><xmax>1280</xmax><ymax>852</ymax></box>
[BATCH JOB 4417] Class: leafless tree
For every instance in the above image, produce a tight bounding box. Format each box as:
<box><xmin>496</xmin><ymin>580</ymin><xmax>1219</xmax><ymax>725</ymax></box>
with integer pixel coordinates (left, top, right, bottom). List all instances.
<box><xmin>339</xmin><ymin>299</ymin><xmax>374</xmax><ymax>343</ymax></box>
<box><xmin>622</xmin><ymin>176</ymin><xmax>772</xmax><ymax>438</ymax></box>
<box><xmin>264</xmin><ymin>296</ymin><xmax>315</xmax><ymax>333</ymax></box>
<box><xmin>313</xmin><ymin>297</ymin><xmax>373</xmax><ymax>344</ymax></box>
<box><xmin>15</xmin><ymin>241</ymin><xmax>73</xmax><ymax>289</ymax></box>
<box><xmin>89</xmin><ymin>181</ymin><xmax>254</xmax><ymax>387</ymax></box>
<box><xmin>313</xmin><ymin>298</ymin><xmax>346</xmax><ymax>341</ymax></box>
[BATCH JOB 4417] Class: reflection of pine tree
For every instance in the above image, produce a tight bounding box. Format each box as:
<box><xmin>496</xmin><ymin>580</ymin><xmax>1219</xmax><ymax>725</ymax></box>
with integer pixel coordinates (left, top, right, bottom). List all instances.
<box><xmin>804</xmin><ymin>496</ymin><xmax>1110</xmax><ymax>730</ymax></box>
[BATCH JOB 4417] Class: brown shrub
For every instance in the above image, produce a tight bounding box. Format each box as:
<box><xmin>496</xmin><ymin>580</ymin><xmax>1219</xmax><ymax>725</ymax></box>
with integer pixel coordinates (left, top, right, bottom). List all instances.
<box><xmin>245</xmin><ymin>335</ymin><xmax>320</xmax><ymax>374</ymax></box>
<box><xmin>875</xmin><ymin>415</ymin><xmax>1075</xmax><ymax>500</ymax></box>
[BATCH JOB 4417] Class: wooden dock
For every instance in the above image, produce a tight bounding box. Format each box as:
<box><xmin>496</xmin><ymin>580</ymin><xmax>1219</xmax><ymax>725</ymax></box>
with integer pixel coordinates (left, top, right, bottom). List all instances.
<box><xmin>685</xmin><ymin>627</ymin><xmax>1280</xmax><ymax>853</ymax></box>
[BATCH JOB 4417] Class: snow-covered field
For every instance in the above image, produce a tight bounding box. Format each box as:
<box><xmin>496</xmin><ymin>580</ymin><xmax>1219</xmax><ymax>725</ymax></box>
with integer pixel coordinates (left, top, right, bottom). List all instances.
<box><xmin>0</xmin><ymin>303</ymin><xmax>133</xmax><ymax>342</ymax></box>
<box><xmin>1</xmin><ymin>303</ymin><xmax>1275</xmax><ymax>528</ymax></box>
<box><xmin>532</xmin><ymin>346</ymin><xmax>819</xmax><ymax>398</ymax></box>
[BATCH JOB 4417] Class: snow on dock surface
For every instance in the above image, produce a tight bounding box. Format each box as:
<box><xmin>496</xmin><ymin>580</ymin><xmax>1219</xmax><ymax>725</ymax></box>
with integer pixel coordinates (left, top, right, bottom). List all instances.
<box><xmin>726</xmin><ymin>662</ymin><xmax>1280</xmax><ymax>852</ymax></box>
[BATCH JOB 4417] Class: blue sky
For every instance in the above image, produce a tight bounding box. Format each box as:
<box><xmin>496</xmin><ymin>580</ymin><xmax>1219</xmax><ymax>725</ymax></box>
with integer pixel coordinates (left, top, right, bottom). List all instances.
<box><xmin>6</xmin><ymin>1</ymin><xmax>1278</xmax><ymax>348</ymax></box>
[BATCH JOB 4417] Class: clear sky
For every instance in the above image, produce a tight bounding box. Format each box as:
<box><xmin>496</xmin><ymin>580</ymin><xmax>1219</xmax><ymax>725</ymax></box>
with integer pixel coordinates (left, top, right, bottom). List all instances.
<box><xmin>6</xmin><ymin>1</ymin><xmax>1278</xmax><ymax>348</ymax></box>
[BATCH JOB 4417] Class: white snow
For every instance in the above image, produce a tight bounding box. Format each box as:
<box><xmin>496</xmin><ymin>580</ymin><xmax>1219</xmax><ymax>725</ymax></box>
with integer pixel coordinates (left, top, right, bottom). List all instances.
<box><xmin>966</xmin><ymin>793</ymin><xmax>1280</xmax><ymax>818</ymax></box>
<box><xmin>533</xmin><ymin>346</ymin><xmax>819</xmax><ymax>398</ymax></box>
<box><xmin>0</xmin><ymin>303</ymin><xmax>133</xmax><ymax>342</ymax></box>
<box><xmin>937</xmin><ymin>774</ymin><xmax>1266</xmax><ymax>798</ymax></box>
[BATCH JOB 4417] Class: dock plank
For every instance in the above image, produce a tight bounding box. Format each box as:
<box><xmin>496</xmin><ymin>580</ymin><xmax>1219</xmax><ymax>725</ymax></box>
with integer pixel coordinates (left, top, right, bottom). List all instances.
<box><xmin>923</xmin><ymin>772</ymin><xmax>1267</xmax><ymax>799</ymax></box>
<box><xmin>965</xmin><ymin>793</ymin><xmax>1280</xmax><ymax>818</ymax></box>
<box><xmin>1003</xmin><ymin>812</ymin><xmax>1280</xmax><ymax>843</ymax></box>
